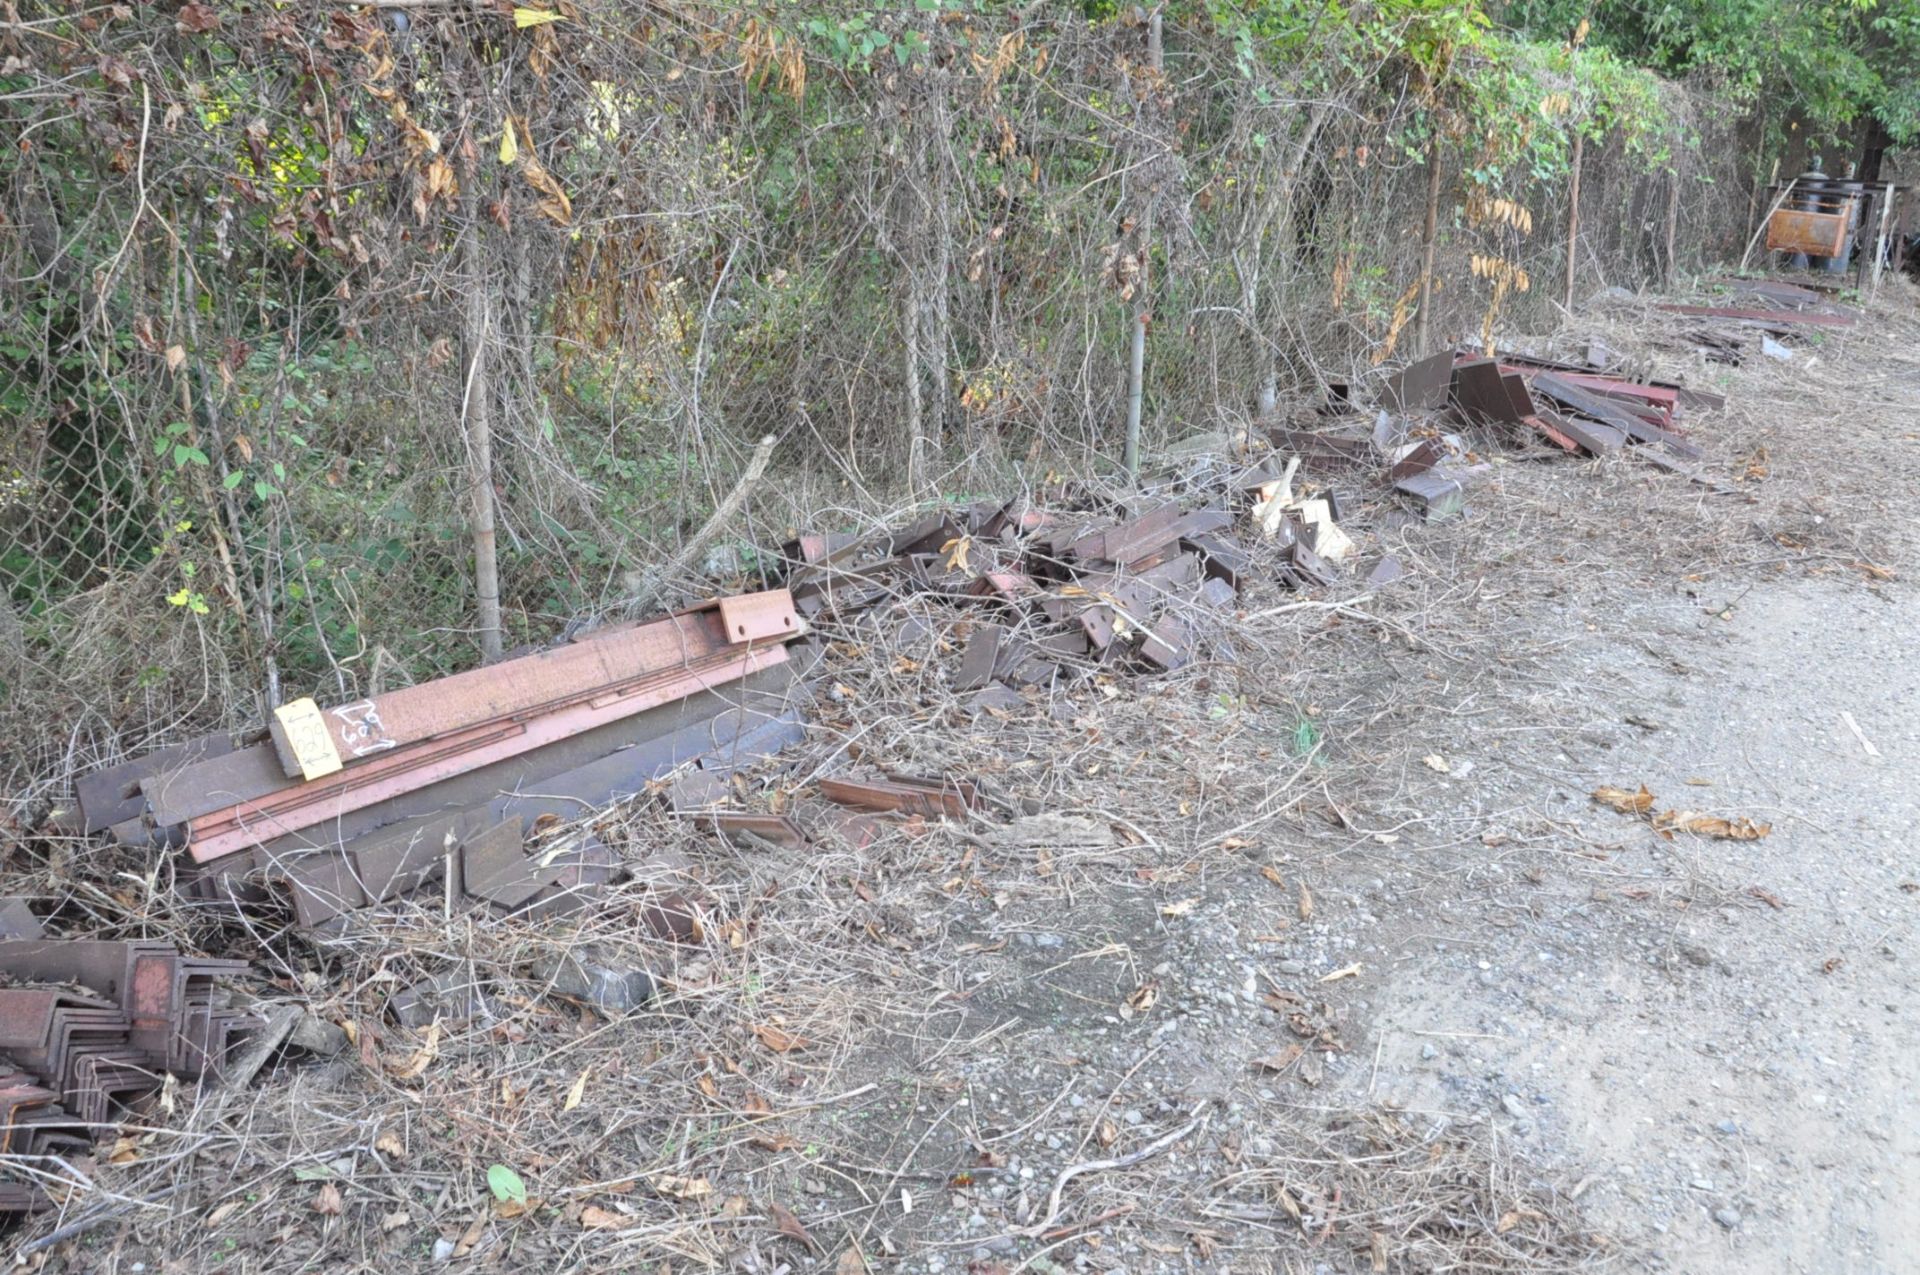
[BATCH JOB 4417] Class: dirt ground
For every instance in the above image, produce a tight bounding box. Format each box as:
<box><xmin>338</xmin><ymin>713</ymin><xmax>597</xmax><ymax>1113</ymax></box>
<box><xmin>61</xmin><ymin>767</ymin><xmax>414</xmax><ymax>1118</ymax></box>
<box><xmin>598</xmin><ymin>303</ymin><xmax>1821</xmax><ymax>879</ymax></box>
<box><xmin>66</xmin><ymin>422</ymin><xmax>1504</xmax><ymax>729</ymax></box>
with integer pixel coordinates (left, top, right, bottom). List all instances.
<box><xmin>23</xmin><ymin>283</ymin><xmax>1920</xmax><ymax>1273</ymax></box>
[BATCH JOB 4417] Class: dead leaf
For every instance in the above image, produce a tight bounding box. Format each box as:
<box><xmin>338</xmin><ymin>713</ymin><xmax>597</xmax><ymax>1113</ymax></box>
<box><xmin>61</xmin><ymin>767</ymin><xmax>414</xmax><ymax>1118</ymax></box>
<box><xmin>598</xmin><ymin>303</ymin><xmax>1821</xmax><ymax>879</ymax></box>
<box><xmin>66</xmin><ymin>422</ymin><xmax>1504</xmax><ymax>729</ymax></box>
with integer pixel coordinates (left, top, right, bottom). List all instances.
<box><xmin>1222</xmin><ymin>836</ymin><xmax>1252</xmax><ymax>851</ymax></box>
<box><xmin>1160</xmin><ymin>897</ymin><xmax>1200</xmax><ymax>918</ymax></box>
<box><xmin>451</xmin><ymin>1215</ymin><xmax>487</xmax><ymax>1259</ymax></box>
<box><xmin>1746</xmin><ymin>885</ymin><xmax>1785</xmax><ymax>909</ymax></box>
<box><xmin>753</xmin><ymin>1023</ymin><xmax>808</xmax><ymax>1053</ymax></box>
<box><xmin>743</xmin><ymin>1092</ymin><xmax>773</xmax><ymax>1117</ymax></box>
<box><xmin>1422</xmin><ymin>753</ymin><xmax>1451</xmax><ymax>773</ymax></box>
<box><xmin>206</xmin><ymin>1200</ymin><xmax>242</xmax><ymax>1228</ymax></box>
<box><xmin>580</xmin><ymin>1204</ymin><xmax>632</xmax><ymax>1231</ymax></box>
<box><xmin>769</xmin><ymin>1202</ymin><xmax>818</xmax><ymax>1252</ymax></box>
<box><xmin>834</xmin><ymin>1244</ymin><xmax>871</xmax><ymax>1274</ymax></box>
<box><xmin>312</xmin><ymin>1183</ymin><xmax>344</xmax><ymax>1217</ymax></box>
<box><xmin>1123</xmin><ymin>982</ymin><xmax>1158</xmax><ymax>1016</ymax></box>
<box><xmin>1592</xmin><ymin>785</ymin><xmax>1655</xmax><ymax>816</ymax></box>
<box><xmin>374</xmin><ymin>1129</ymin><xmax>405</xmax><ymax>1160</ymax></box>
<box><xmin>1259</xmin><ymin>865</ymin><xmax>1285</xmax><ymax>888</ymax></box>
<box><xmin>385</xmin><ymin>1022</ymin><xmax>439</xmax><ymax>1081</ymax></box>
<box><xmin>697</xmin><ymin>1073</ymin><xmax>718</xmax><ymax>1099</ymax></box>
<box><xmin>564</xmin><ymin>1068</ymin><xmax>589</xmax><ymax>1111</ymax></box>
<box><xmin>164</xmin><ymin>344</ymin><xmax>187</xmax><ymax>373</ymax></box>
<box><xmin>651</xmin><ymin>1174</ymin><xmax>711</xmax><ymax>1201</ymax></box>
<box><xmin>1297</xmin><ymin>884</ymin><xmax>1314</xmax><ymax>922</ymax></box>
<box><xmin>1821</xmin><ymin>956</ymin><xmax>1843</xmax><ymax>974</ymax></box>
<box><xmin>939</xmin><ymin>536</ymin><xmax>972</xmax><ymax>573</ymax></box>
<box><xmin>108</xmin><ymin>1135</ymin><xmax>139</xmax><ymax>1165</ymax></box>
<box><xmin>380</xmin><ymin>1210</ymin><xmax>410</xmax><ymax>1233</ymax></box>
<box><xmin>1253</xmin><ymin>1043</ymin><xmax>1304</xmax><ymax>1073</ymax></box>
<box><xmin>1652</xmin><ymin>810</ymin><xmax>1770</xmax><ymax>840</ymax></box>
<box><xmin>1318</xmin><ymin>962</ymin><xmax>1362</xmax><ymax>983</ymax></box>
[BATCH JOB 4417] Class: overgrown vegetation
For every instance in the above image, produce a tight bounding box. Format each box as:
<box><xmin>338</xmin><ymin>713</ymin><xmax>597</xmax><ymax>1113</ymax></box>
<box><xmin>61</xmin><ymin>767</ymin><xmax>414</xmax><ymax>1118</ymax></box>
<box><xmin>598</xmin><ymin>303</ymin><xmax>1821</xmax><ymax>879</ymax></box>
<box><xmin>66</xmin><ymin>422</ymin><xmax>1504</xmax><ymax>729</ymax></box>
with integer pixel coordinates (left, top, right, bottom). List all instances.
<box><xmin>0</xmin><ymin>0</ymin><xmax>1911</xmax><ymax>794</ymax></box>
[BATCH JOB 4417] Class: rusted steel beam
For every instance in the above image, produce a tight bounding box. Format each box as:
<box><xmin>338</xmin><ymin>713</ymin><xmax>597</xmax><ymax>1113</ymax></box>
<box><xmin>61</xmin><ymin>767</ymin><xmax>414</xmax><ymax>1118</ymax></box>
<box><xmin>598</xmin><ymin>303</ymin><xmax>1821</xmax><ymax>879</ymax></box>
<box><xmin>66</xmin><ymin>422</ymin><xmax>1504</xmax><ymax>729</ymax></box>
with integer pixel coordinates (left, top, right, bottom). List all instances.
<box><xmin>1655</xmin><ymin>303</ymin><xmax>1854</xmax><ymax>327</ymax></box>
<box><xmin>818</xmin><ymin>775</ymin><xmax>981</xmax><ymax>821</ymax></box>
<box><xmin>263</xmin><ymin>595</ymin><xmax>797</xmax><ymax>780</ymax></box>
<box><xmin>186</xmin><ymin>642</ymin><xmax>789</xmax><ymax>862</ymax></box>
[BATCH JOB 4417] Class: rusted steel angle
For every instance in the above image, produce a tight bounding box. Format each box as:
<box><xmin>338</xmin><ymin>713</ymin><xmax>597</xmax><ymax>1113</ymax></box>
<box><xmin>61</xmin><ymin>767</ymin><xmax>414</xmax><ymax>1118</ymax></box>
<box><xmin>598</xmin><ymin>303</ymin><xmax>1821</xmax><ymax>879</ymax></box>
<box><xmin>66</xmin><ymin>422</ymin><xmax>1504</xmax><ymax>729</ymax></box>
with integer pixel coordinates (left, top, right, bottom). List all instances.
<box><xmin>1655</xmin><ymin>303</ymin><xmax>1854</xmax><ymax>328</ymax></box>
<box><xmin>186</xmin><ymin>642</ymin><xmax>790</xmax><ymax>862</ymax></box>
<box><xmin>1451</xmin><ymin>358</ymin><xmax>1530</xmax><ymax>425</ymax></box>
<box><xmin>1531</xmin><ymin>374</ymin><xmax>1703</xmax><ymax>462</ymax></box>
<box><xmin>262</xmin><ymin>595</ymin><xmax>797</xmax><ymax>779</ymax></box>
<box><xmin>1379</xmin><ymin>350</ymin><xmax>1453</xmax><ymax>412</ymax></box>
<box><xmin>697</xmin><ymin>812</ymin><xmax>809</xmax><ymax>850</ymax></box>
<box><xmin>714</xmin><ymin>591</ymin><xmax>802</xmax><ymax>644</ymax></box>
<box><xmin>818</xmin><ymin>776</ymin><xmax>981</xmax><ymax>821</ymax></box>
<box><xmin>75</xmin><ymin>732</ymin><xmax>237</xmax><ymax>834</ymax></box>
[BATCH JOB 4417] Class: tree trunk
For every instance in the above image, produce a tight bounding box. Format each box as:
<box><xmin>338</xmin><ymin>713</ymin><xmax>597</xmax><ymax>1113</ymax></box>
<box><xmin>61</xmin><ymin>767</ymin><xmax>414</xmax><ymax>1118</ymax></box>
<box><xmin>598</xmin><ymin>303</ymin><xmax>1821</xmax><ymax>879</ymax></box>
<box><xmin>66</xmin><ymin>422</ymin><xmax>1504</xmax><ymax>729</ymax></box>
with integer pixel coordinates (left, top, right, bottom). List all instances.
<box><xmin>1415</xmin><ymin>129</ymin><xmax>1443</xmax><ymax>355</ymax></box>
<box><xmin>1563</xmin><ymin>130</ymin><xmax>1584</xmax><ymax>314</ymax></box>
<box><xmin>459</xmin><ymin>212</ymin><xmax>504</xmax><ymax>663</ymax></box>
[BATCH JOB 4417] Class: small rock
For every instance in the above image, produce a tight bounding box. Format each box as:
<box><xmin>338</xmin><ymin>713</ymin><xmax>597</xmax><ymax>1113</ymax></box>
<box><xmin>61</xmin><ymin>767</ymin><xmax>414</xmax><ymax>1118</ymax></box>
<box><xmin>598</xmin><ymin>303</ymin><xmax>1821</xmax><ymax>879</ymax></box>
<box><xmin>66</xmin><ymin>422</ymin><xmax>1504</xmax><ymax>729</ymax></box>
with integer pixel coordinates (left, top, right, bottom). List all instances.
<box><xmin>432</xmin><ymin>1239</ymin><xmax>457</xmax><ymax>1263</ymax></box>
<box><xmin>1421</xmin><ymin>1044</ymin><xmax>1438</xmax><ymax>1061</ymax></box>
<box><xmin>1501</xmin><ymin>1094</ymin><xmax>1528</xmax><ymax>1119</ymax></box>
<box><xmin>1278</xmin><ymin>960</ymin><xmax>1307</xmax><ymax>975</ymax></box>
<box><xmin>1715</xmin><ymin>1119</ymin><xmax>1739</xmax><ymax>1135</ymax></box>
<box><xmin>1714</xmin><ymin>1207</ymin><xmax>1742</xmax><ymax>1229</ymax></box>
<box><xmin>1123</xmin><ymin>1109</ymin><xmax>1144</xmax><ymax>1126</ymax></box>
<box><xmin>1691</xmin><ymin>1178</ymin><xmax>1714</xmax><ymax>1191</ymax></box>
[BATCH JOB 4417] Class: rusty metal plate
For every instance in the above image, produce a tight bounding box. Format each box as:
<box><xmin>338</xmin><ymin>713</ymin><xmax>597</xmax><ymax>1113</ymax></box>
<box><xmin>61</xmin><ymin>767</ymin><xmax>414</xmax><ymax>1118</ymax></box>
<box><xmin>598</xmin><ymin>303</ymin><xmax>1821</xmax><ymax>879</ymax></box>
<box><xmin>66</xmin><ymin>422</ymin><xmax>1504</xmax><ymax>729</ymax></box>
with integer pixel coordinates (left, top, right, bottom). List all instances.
<box><xmin>716</xmin><ymin>589</ymin><xmax>802</xmax><ymax>644</ymax></box>
<box><xmin>1765</xmin><ymin>209</ymin><xmax>1848</xmax><ymax>257</ymax></box>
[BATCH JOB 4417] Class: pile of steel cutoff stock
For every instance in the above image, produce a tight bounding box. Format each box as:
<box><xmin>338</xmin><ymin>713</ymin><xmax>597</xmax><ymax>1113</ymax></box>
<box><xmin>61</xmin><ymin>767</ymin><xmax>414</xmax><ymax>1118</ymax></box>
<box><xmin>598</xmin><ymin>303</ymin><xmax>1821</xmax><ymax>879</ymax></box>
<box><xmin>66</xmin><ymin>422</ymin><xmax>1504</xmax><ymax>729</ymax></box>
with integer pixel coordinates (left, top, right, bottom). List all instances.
<box><xmin>0</xmin><ymin>339</ymin><xmax>1752</xmax><ymax>1218</ymax></box>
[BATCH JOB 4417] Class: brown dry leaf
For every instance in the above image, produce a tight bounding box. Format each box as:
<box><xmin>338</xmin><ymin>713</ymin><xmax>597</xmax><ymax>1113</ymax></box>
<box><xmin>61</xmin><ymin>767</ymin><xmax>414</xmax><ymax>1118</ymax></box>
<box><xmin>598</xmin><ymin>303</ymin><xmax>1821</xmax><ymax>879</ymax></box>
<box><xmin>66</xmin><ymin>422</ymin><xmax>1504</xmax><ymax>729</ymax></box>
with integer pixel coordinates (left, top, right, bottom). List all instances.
<box><xmin>385</xmin><ymin>1022</ymin><xmax>439</xmax><ymax>1081</ymax></box>
<box><xmin>451</xmin><ymin>1215</ymin><xmax>487</xmax><ymax>1259</ymax></box>
<box><xmin>380</xmin><ymin>1210</ymin><xmax>411</xmax><ymax>1233</ymax></box>
<box><xmin>1222</xmin><ymin>836</ymin><xmax>1252</xmax><ymax>850</ymax></box>
<box><xmin>205</xmin><ymin>1200</ymin><xmax>242</xmax><ymax>1228</ymax></box>
<box><xmin>834</xmin><ymin>1244</ymin><xmax>871</xmax><ymax>1274</ymax></box>
<box><xmin>312</xmin><ymin>1183</ymin><xmax>344</xmax><ymax>1217</ymax></box>
<box><xmin>374</xmin><ymin>1129</ymin><xmax>405</xmax><ymax>1160</ymax></box>
<box><xmin>108</xmin><ymin>1135</ymin><xmax>139</xmax><ymax>1165</ymax></box>
<box><xmin>164</xmin><ymin>344</ymin><xmax>187</xmax><ymax>373</ymax></box>
<box><xmin>697</xmin><ymin>1074</ymin><xmax>718</xmax><ymax>1099</ymax></box>
<box><xmin>1254</xmin><ymin>1043</ymin><xmax>1305</xmax><ymax>1073</ymax></box>
<box><xmin>743</xmin><ymin>1092</ymin><xmax>773</xmax><ymax>1117</ymax></box>
<box><xmin>1160</xmin><ymin>897</ymin><xmax>1200</xmax><ymax>918</ymax></box>
<box><xmin>1653</xmin><ymin>810</ymin><xmax>1771</xmax><ymax>840</ymax></box>
<box><xmin>1297</xmin><ymin>884</ymin><xmax>1314</xmax><ymax>922</ymax></box>
<box><xmin>1318</xmin><ymin>962</ymin><xmax>1362</xmax><ymax>983</ymax></box>
<box><xmin>1747</xmin><ymin>885</ymin><xmax>1785</xmax><ymax>909</ymax></box>
<box><xmin>1095</xmin><ymin>1117</ymin><xmax>1119</xmax><ymax>1148</ymax></box>
<box><xmin>564</xmin><ymin>1068</ymin><xmax>590</xmax><ymax>1112</ymax></box>
<box><xmin>651</xmin><ymin>1174</ymin><xmax>711</xmax><ymax>1201</ymax></box>
<box><xmin>1370</xmin><ymin>1230</ymin><xmax>1389</xmax><ymax>1272</ymax></box>
<box><xmin>939</xmin><ymin>536</ymin><xmax>972</xmax><ymax>573</ymax></box>
<box><xmin>580</xmin><ymin>1204</ymin><xmax>632</xmax><ymax>1231</ymax></box>
<box><xmin>1592</xmin><ymin>785</ymin><xmax>1655</xmax><ymax>816</ymax></box>
<box><xmin>753</xmin><ymin>1023</ymin><xmax>808</xmax><ymax>1053</ymax></box>
<box><xmin>1277</xmin><ymin>1186</ymin><xmax>1302</xmax><ymax>1221</ymax></box>
<box><xmin>769</xmin><ymin>1202</ymin><xmax>818</xmax><ymax>1252</ymax></box>
<box><xmin>1422</xmin><ymin>753</ymin><xmax>1451</xmax><ymax>773</ymax></box>
<box><xmin>1260</xmin><ymin>865</ymin><xmax>1285</xmax><ymax>888</ymax></box>
<box><xmin>1123</xmin><ymin>982</ymin><xmax>1157</xmax><ymax>1015</ymax></box>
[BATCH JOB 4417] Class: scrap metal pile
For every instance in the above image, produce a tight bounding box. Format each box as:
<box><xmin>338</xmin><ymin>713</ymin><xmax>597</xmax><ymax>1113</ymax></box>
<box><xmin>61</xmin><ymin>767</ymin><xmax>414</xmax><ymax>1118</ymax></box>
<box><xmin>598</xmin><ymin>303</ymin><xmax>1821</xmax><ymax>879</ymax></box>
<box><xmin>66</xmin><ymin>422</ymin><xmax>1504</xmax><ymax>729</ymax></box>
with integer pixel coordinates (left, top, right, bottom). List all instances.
<box><xmin>0</xmin><ymin>924</ymin><xmax>256</xmax><ymax>1218</ymax></box>
<box><xmin>18</xmin><ymin>335</ymin><xmax>1730</xmax><ymax>1219</ymax></box>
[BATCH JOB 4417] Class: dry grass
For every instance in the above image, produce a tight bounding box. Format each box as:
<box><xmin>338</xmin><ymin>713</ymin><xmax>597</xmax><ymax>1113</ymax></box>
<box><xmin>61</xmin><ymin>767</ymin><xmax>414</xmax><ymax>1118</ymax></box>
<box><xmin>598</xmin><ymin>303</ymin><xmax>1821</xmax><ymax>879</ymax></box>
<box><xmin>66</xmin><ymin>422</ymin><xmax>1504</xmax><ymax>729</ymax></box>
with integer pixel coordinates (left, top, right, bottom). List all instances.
<box><xmin>8</xmin><ymin>279</ymin><xmax>1919</xmax><ymax>1272</ymax></box>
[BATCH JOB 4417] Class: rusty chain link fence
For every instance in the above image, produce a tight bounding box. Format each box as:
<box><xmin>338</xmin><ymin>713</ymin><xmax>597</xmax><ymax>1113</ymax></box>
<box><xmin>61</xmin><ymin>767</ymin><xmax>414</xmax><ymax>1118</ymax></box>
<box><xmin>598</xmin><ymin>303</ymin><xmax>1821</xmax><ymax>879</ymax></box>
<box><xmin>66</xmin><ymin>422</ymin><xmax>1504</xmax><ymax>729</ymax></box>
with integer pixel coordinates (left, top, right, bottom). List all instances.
<box><xmin>0</xmin><ymin>6</ymin><xmax>1755</xmax><ymax>814</ymax></box>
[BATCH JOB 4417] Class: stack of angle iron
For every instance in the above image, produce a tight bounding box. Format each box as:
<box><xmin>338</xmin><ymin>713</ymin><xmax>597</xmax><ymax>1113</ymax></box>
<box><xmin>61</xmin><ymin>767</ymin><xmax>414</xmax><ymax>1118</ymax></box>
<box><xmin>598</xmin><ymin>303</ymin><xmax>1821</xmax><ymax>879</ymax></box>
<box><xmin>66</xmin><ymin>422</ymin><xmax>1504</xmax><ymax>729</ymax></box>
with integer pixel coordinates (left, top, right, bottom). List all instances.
<box><xmin>69</xmin><ymin>589</ymin><xmax>816</xmax><ymax>929</ymax></box>
<box><xmin>0</xmin><ymin>925</ymin><xmax>257</xmax><ymax>1219</ymax></box>
<box><xmin>1292</xmin><ymin>344</ymin><xmax>1731</xmax><ymax>521</ymax></box>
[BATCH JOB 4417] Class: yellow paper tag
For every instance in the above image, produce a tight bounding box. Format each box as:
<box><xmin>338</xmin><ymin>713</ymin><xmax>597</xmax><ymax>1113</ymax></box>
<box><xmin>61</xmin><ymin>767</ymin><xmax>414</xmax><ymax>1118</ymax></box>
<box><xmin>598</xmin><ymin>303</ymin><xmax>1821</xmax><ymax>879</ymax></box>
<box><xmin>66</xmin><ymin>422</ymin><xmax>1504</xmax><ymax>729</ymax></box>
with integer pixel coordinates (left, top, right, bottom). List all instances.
<box><xmin>273</xmin><ymin>697</ymin><xmax>344</xmax><ymax>781</ymax></box>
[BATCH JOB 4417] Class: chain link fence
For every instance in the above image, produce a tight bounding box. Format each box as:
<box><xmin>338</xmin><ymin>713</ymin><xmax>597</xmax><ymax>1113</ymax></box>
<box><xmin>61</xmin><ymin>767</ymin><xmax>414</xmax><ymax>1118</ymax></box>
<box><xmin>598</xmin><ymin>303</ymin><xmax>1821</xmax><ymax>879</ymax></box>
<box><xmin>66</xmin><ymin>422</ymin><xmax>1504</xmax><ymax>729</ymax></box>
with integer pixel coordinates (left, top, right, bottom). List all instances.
<box><xmin>0</xmin><ymin>6</ymin><xmax>1754</xmax><ymax>810</ymax></box>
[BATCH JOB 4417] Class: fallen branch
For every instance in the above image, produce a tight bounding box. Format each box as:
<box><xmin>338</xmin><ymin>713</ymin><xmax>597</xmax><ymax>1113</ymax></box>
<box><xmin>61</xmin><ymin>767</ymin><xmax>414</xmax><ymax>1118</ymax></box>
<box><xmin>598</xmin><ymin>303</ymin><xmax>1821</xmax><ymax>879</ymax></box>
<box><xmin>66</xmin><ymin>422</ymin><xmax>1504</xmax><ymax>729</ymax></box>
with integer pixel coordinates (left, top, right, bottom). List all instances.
<box><xmin>1015</xmin><ymin>1103</ymin><xmax>1208</xmax><ymax>1238</ymax></box>
<box><xmin>622</xmin><ymin>434</ymin><xmax>777</xmax><ymax>617</ymax></box>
